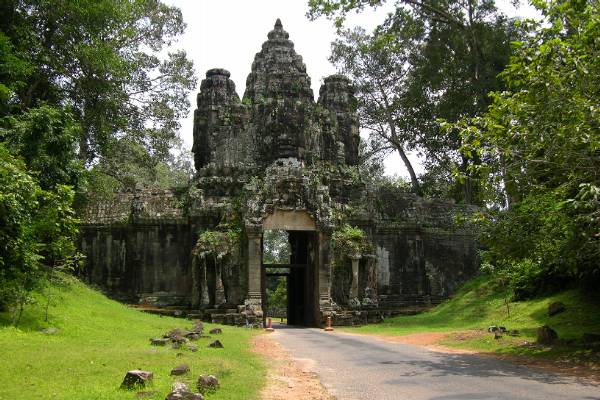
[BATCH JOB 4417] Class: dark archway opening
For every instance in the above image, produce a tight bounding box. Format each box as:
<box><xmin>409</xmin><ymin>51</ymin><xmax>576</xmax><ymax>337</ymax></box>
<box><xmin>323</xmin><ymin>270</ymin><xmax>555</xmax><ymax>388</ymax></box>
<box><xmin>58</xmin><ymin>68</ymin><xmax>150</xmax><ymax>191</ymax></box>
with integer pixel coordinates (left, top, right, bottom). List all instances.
<box><xmin>262</xmin><ymin>230</ymin><xmax>318</xmax><ymax>327</ymax></box>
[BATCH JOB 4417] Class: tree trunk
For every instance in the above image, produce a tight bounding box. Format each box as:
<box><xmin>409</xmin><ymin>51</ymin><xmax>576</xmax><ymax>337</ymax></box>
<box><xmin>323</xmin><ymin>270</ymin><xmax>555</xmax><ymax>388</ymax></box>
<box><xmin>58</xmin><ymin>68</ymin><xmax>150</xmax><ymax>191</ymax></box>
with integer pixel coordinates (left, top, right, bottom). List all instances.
<box><xmin>394</xmin><ymin>142</ymin><xmax>421</xmax><ymax>195</ymax></box>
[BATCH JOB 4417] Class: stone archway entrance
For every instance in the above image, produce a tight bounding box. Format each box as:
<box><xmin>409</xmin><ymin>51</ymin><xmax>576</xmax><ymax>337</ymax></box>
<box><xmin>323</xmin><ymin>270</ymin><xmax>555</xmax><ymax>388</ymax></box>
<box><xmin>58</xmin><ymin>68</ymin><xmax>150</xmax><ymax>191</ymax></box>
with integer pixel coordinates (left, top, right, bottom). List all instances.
<box><xmin>260</xmin><ymin>210</ymin><xmax>320</xmax><ymax>327</ymax></box>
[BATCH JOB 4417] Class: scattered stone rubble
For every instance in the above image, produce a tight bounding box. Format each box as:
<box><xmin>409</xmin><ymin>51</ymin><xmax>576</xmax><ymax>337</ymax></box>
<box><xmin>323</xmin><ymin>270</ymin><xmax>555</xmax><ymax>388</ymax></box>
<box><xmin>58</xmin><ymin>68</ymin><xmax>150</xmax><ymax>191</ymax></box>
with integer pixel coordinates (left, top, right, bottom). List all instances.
<box><xmin>122</xmin><ymin>324</ymin><xmax>222</xmax><ymax>399</ymax></box>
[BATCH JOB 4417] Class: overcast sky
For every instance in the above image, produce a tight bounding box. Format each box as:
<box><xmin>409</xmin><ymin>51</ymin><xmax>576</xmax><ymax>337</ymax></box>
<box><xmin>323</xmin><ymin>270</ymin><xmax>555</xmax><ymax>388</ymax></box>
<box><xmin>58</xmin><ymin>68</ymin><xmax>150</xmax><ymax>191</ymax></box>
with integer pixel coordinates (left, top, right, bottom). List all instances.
<box><xmin>164</xmin><ymin>0</ymin><xmax>540</xmax><ymax>177</ymax></box>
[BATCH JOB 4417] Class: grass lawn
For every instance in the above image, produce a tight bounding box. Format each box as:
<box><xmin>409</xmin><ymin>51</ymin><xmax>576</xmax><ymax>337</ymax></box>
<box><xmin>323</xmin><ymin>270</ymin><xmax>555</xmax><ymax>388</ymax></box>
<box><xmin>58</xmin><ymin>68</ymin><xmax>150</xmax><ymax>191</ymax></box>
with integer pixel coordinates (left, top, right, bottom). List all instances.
<box><xmin>0</xmin><ymin>275</ymin><xmax>265</xmax><ymax>400</ymax></box>
<box><xmin>341</xmin><ymin>276</ymin><xmax>600</xmax><ymax>361</ymax></box>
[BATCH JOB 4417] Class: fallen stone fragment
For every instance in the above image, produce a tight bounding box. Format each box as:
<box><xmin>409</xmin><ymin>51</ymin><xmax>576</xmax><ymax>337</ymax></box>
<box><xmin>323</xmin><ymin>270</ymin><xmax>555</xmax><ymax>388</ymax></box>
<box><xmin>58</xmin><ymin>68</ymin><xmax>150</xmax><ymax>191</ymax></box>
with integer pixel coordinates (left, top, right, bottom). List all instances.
<box><xmin>548</xmin><ymin>302</ymin><xmax>566</xmax><ymax>317</ymax></box>
<box><xmin>537</xmin><ymin>325</ymin><xmax>558</xmax><ymax>344</ymax></box>
<box><xmin>170</xmin><ymin>364</ymin><xmax>190</xmax><ymax>376</ymax></box>
<box><xmin>172</xmin><ymin>342</ymin><xmax>182</xmax><ymax>350</ymax></box>
<box><xmin>170</xmin><ymin>334</ymin><xmax>188</xmax><ymax>344</ymax></box>
<box><xmin>121</xmin><ymin>370</ymin><xmax>153</xmax><ymax>389</ymax></box>
<box><xmin>209</xmin><ymin>328</ymin><xmax>222</xmax><ymax>334</ymax></box>
<box><xmin>165</xmin><ymin>328</ymin><xmax>188</xmax><ymax>339</ymax></box>
<box><xmin>196</xmin><ymin>375</ymin><xmax>219</xmax><ymax>394</ymax></box>
<box><xmin>487</xmin><ymin>326</ymin><xmax>499</xmax><ymax>333</ymax></box>
<box><xmin>165</xmin><ymin>382</ymin><xmax>205</xmax><ymax>400</ymax></box>
<box><xmin>185</xmin><ymin>333</ymin><xmax>200</xmax><ymax>341</ymax></box>
<box><xmin>191</xmin><ymin>321</ymin><xmax>204</xmax><ymax>334</ymax></box>
<box><xmin>150</xmin><ymin>338</ymin><xmax>169</xmax><ymax>346</ymax></box>
<box><xmin>39</xmin><ymin>327</ymin><xmax>59</xmax><ymax>335</ymax></box>
<box><xmin>208</xmin><ymin>340</ymin><xmax>223</xmax><ymax>348</ymax></box>
<box><xmin>187</xmin><ymin>344</ymin><xmax>198</xmax><ymax>352</ymax></box>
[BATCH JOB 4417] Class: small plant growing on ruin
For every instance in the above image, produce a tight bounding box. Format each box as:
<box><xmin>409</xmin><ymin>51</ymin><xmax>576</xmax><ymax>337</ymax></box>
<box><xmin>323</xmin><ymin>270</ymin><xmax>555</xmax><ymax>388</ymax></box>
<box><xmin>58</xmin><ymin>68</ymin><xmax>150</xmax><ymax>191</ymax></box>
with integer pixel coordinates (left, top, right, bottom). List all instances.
<box><xmin>193</xmin><ymin>225</ymin><xmax>241</xmax><ymax>259</ymax></box>
<box><xmin>332</xmin><ymin>224</ymin><xmax>370</xmax><ymax>259</ymax></box>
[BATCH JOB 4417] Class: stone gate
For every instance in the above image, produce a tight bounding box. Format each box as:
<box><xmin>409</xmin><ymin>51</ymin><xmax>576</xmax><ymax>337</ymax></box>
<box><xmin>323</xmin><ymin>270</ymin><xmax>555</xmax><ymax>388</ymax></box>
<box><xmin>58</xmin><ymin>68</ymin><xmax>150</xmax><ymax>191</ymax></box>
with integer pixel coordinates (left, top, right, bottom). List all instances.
<box><xmin>79</xmin><ymin>20</ymin><xmax>479</xmax><ymax>327</ymax></box>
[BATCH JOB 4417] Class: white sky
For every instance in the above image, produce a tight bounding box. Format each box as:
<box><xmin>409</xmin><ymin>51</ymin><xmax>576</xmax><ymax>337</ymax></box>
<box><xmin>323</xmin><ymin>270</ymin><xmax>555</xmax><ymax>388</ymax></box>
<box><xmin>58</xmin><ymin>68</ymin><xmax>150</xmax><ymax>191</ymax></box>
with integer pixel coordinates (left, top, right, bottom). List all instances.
<box><xmin>164</xmin><ymin>0</ymin><xmax>540</xmax><ymax>178</ymax></box>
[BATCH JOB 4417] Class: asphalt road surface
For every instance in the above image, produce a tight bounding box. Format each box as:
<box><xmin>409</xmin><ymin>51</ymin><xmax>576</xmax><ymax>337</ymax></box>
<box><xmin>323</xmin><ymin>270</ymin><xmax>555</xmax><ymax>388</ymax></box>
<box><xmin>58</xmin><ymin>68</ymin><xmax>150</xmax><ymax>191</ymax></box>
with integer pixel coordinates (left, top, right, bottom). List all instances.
<box><xmin>270</xmin><ymin>325</ymin><xmax>600</xmax><ymax>400</ymax></box>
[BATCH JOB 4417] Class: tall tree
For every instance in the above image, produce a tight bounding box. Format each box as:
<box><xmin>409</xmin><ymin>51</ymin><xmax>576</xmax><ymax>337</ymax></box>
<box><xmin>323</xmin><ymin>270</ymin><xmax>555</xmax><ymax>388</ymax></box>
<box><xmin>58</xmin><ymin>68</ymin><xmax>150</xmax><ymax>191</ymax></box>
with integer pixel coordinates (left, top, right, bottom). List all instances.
<box><xmin>454</xmin><ymin>0</ymin><xmax>600</xmax><ymax>294</ymax></box>
<box><xmin>310</xmin><ymin>0</ymin><xmax>518</xmax><ymax>203</ymax></box>
<box><xmin>330</xmin><ymin>17</ymin><xmax>423</xmax><ymax>194</ymax></box>
<box><xmin>1</xmin><ymin>0</ymin><xmax>196</xmax><ymax>176</ymax></box>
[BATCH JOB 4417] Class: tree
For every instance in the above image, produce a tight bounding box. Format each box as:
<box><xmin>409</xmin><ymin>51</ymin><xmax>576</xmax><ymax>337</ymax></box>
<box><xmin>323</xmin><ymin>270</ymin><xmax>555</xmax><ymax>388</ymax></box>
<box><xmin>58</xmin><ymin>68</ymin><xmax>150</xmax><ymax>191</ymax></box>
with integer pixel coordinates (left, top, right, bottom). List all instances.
<box><xmin>0</xmin><ymin>0</ymin><xmax>195</xmax><ymax>322</ymax></box>
<box><xmin>330</xmin><ymin>20</ymin><xmax>423</xmax><ymax>194</ymax></box>
<box><xmin>455</xmin><ymin>0</ymin><xmax>600</xmax><ymax>294</ymax></box>
<box><xmin>310</xmin><ymin>0</ymin><xmax>518</xmax><ymax>203</ymax></box>
<box><xmin>0</xmin><ymin>144</ymin><xmax>78</xmax><ymax>324</ymax></box>
<box><xmin>1</xmin><ymin>0</ymin><xmax>196</xmax><ymax>176</ymax></box>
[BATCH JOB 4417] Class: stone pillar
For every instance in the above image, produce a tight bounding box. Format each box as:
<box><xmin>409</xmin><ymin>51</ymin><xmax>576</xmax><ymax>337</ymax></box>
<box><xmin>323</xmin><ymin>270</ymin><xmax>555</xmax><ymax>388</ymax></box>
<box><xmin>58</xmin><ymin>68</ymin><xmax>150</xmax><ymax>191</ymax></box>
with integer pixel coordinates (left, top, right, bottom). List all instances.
<box><xmin>350</xmin><ymin>255</ymin><xmax>360</xmax><ymax>302</ymax></box>
<box><xmin>245</xmin><ymin>228</ymin><xmax>263</xmax><ymax>319</ymax></box>
<box><xmin>191</xmin><ymin>256</ymin><xmax>200</xmax><ymax>308</ymax></box>
<box><xmin>318</xmin><ymin>231</ymin><xmax>332</xmax><ymax>306</ymax></box>
<box><xmin>214</xmin><ymin>256</ymin><xmax>226</xmax><ymax>305</ymax></box>
<box><xmin>200</xmin><ymin>258</ymin><xmax>210</xmax><ymax>307</ymax></box>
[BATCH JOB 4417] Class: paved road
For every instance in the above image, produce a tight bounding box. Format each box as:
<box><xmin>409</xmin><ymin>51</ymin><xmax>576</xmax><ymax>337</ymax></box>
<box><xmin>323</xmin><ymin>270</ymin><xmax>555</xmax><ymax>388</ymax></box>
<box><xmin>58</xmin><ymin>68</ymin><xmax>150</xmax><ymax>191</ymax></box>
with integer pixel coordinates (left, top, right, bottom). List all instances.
<box><xmin>270</xmin><ymin>325</ymin><xmax>600</xmax><ymax>400</ymax></box>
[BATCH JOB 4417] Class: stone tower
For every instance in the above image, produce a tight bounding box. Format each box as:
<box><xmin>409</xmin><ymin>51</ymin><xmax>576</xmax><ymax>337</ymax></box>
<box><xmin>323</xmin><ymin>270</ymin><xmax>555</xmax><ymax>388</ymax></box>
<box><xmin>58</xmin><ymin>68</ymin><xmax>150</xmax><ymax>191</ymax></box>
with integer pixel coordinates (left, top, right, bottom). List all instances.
<box><xmin>192</xmin><ymin>19</ymin><xmax>359</xmax><ymax>170</ymax></box>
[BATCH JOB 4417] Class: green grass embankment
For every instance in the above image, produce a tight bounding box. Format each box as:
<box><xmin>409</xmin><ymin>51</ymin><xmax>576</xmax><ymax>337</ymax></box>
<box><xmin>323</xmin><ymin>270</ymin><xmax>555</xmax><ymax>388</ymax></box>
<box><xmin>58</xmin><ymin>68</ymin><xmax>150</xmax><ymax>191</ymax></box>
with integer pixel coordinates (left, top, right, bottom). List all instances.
<box><xmin>344</xmin><ymin>275</ymin><xmax>600</xmax><ymax>360</ymax></box>
<box><xmin>0</xmin><ymin>276</ymin><xmax>265</xmax><ymax>400</ymax></box>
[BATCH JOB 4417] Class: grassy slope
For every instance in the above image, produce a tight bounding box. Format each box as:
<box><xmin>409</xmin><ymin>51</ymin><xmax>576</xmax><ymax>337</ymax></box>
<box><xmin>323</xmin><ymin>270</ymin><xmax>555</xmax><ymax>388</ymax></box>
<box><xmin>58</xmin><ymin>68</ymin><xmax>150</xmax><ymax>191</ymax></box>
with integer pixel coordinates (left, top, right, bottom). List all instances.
<box><xmin>344</xmin><ymin>276</ymin><xmax>600</xmax><ymax>359</ymax></box>
<box><xmin>0</xmin><ymin>276</ymin><xmax>265</xmax><ymax>400</ymax></box>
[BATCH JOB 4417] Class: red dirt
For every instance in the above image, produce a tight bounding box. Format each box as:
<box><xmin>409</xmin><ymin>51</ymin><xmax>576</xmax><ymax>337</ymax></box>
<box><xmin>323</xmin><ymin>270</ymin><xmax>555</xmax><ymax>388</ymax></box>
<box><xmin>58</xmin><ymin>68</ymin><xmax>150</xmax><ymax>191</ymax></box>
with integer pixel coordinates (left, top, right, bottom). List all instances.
<box><xmin>252</xmin><ymin>332</ymin><xmax>334</xmax><ymax>400</ymax></box>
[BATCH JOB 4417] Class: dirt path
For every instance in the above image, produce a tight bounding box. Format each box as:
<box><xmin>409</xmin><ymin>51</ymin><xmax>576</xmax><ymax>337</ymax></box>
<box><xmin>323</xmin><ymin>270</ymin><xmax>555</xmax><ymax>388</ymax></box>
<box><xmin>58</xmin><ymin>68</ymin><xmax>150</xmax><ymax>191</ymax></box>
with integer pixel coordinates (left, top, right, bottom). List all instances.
<box><xmin>252</xmin><ymin>332</ymin><xmax>334</xmax><ymax>400</ymax></box>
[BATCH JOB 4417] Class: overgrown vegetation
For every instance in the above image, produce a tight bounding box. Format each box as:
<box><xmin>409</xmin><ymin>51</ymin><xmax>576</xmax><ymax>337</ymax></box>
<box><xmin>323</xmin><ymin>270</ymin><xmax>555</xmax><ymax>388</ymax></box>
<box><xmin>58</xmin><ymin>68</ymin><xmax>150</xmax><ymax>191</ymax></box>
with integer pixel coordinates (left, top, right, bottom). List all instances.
<box><xmin>452</xmin><ymin>0</ymin><xmax>600</xmax><ymax>295</ymax></box>
<box><xmin>315</xmin><ymin>0</ymin><xmax>519</xmax><ymax>203</ymax></box>
<box><xmin>1</xmin><ymin>0</ymin><xmax>195</xmax><ymax>320</ymax></box>
<box><xmin>0</xmin><ymin>275</ymin><xmax>265</xmax><ymax>400</ymax></box>
<box><xmin>344</xmin><ymin>275</ymin><xmax>600</xmax><ymax>360</ymax></box>
<box><xmin>193</xmin><ymin>226</ymin><xmax>242</xmax><ymax>259</ymax></box>
<box><xmin>312</xmin><ymin>0</ymin><xmax>600</xmax><ymax>294</ymax></box>
<box><xmin>332</xmin><ymin>224</ymin><xmax>371</xmax><ymax>258</ymax></box>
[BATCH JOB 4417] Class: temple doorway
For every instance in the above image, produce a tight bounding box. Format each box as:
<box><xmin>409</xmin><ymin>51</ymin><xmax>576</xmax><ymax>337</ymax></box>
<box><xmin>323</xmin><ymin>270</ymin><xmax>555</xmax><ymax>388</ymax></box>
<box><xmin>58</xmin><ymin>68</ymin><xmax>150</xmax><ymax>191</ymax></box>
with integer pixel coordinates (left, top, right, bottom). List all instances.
<box><xmin>260</xmin><ymin>211</ymin><xmax>319</xmax><ymax>327</ymax></box>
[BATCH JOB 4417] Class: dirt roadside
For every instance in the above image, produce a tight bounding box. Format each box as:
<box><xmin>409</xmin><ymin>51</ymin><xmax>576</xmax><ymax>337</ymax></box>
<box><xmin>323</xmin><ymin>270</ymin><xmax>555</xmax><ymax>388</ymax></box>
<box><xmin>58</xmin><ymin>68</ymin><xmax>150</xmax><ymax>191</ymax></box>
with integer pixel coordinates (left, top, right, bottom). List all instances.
<box><xmin>251</xmin><ymin>332</ymin><xmax>335</xmax><ymax>400</ymax></box>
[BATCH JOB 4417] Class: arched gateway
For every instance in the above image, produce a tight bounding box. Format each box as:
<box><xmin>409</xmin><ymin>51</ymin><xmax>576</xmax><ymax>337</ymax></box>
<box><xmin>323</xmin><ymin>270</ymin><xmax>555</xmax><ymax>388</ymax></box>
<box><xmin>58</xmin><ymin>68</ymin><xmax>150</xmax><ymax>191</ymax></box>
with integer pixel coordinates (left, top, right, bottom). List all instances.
<box><xmin>79</xmin><ymin>20</ymin><xmax>479</xmax><ymax>327</ymax></box>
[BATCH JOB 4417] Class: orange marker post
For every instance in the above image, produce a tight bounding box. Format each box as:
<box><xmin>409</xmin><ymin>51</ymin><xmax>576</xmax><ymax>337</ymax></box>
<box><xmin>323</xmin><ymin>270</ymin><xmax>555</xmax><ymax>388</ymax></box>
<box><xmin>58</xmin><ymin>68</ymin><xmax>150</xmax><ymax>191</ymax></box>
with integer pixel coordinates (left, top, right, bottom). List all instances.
<box><xmin>324</xmin><ymin>316</ymin><xmax>334</xmax><ymax>332</ymax></box>
<box><xmin>265</xmin><ymin>317</ymin><xmax>274</xmax><ymax>332</ymax></box>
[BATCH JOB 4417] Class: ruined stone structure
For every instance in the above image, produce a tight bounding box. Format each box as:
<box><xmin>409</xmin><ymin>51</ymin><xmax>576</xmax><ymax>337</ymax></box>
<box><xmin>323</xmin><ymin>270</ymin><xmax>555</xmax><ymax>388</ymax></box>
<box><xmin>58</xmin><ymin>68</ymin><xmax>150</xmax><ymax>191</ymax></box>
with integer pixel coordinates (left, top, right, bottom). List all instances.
<box><xmin>79</xmin><ymin>20</ymin><xmax>478</xmax><ymax>326</ymax></box>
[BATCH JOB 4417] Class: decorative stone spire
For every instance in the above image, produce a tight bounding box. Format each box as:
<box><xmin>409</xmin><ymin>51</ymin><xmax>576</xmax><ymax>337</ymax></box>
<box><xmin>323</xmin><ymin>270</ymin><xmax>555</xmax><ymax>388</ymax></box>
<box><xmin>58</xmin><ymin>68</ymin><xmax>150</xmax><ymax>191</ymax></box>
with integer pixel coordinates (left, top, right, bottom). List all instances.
<box><xmin>243</xmin><ymin>18</ymin><xmax>313</xmax><ymax>102</ymax></box>
<box><xmin>268</xmin><ymin>18</ymin><xmax>288</xmax><ymax>40</ymax></box>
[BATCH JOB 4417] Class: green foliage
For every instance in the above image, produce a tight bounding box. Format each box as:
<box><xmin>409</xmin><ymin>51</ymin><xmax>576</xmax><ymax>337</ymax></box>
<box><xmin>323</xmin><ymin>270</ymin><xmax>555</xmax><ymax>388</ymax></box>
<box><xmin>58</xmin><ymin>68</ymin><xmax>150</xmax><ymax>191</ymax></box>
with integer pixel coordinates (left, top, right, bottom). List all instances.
<box><xmin>454</xmin><ymin>0</ymin><xmax>600</xmax><ymax>293</ymax></box>
<box><xmin>0</xmin><ymin>105</ymin><xmax>82</xmax><ymax>189</ymax></box>
<box><xmin>262</xmin><ymin>230</ymin><xmax>291</xmax><ymax>265</ymax></box>
<box><xmin>332</xmin><ymin>224</ymin><xmax>370</xmax><ymax>258</ymax></box>
<box><xmin>344</xmin><ymin>274</ymin><xmax>600</xmax><ymax>360</ymax></box>
<box><xmin>313</xmin><ymin>0</ymin><xmax>520</xmax><ymax>203</ymax></box>
<box><xmin>193</xmin><ymin>227</ymin><xmax>242</xmax><ymax>259</ymax></box>
<box><xmin>0</xmin><ymin>144</ymin><xmax>79</xmax><ymax>324</ymax></box>
<box><xmin>1</xmin><ymin>0</ymin><xmax>196</xmax><ymax>182</ymax></box>
<box><xmin>267</xmin><ymin>276</ymin><xmax>288</xmax><ymax>309</ymax></box>
<box><xmin>0</xmin><ymin>275</ymin><xmax>265</xmax><ymax>399</ymax></box>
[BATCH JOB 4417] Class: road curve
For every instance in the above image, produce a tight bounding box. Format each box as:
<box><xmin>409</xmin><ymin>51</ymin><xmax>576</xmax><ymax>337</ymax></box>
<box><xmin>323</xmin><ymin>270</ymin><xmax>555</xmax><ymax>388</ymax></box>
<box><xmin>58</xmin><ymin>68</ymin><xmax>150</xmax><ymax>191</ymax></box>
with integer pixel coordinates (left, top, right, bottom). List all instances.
<box><xmin>269</xmin><ymin>325</ymin><xmax>600</xmax><ymax>400</ymax></box>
